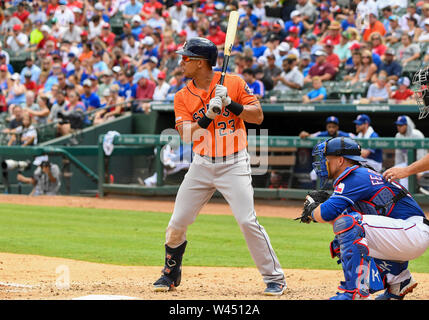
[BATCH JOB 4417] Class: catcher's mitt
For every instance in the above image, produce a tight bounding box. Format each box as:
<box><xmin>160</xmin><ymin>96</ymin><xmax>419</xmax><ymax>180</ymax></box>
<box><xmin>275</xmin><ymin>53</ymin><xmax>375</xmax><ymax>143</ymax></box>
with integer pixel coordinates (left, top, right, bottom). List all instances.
<box><xmin>295</xmin><ymin>190</ymin><xmax>331</xmax><ymax>223</ymax></box>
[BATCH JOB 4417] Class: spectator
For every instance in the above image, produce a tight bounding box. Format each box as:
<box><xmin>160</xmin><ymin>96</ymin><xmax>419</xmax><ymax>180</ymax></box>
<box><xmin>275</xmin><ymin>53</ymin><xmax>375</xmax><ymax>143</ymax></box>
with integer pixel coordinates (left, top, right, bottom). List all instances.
<box><xmin>299</xmin><ymin>115</ymin><xmax>352</xmax><ymax>138</ymax></box>
<box><xmin>13</xmin><ymin>2</ymin><xmax>30</xmax><ymax>24</ymax></box>
<box><xmin>7</xmin><ymin>73</ymin><xmax>26</xmax><ymax>106</ymax></box>
<box><xmin>334</xmin><ymin>31</ymin><xmax>352</xmax><ymax>66</ymax></box>
<box><xmin>131</xmin><ymin>73</ymin><xmax>156</xmax><ymax>102</ymax></box>
<box><xmin>350</xmin><ymin>49</ymin><xmax>378</xmax><ymax>84</ymax></box>
<box><xmin>206</xmin><ymin>22</ymin><xmax>226</xmax><ymax>47</ymax></box>
<box><xmin>21</xmin><ymin>91</ymin><xmax>45</xmax><ymax>125</ymax></box>
<box><xmin>312</xmin><ymin>5</ymin><xmax>333</xmax><ymax>36</ymax></box>
<box><xmin>263</xmin><ymin>53</ymin><xmax>282</xmax><ymax>84</ymax></box>
<box><xmin>17</xmin><ymin>156</ymin><xmax>61</xmax><ymax>196</ymax></box>
<box><xmin>152</xmin><ymin>71</ymin><xmax>170</xmax><ymax>101</ymax></box>
<box><xmin>366</xmin><ymin>72</ymin><xmax>391</xmax><ymax>103</ymax></box>
<box><xmin>390</xmin><ymin>76</ymin><xmax>414</xmax><ymax>103</ymax></box>
<box><xmin>396</xmin><ymin>33</ymin><xmax>421</xmax><ymax>67</ymax></box>
<box><xmin>122</xmin><ymin>0</ymin><xmax>143</xmax><ymax>20</ymax></box>
<box><xmin>93</xmin><ymin>84</ymin><xmax>125</xmax><ymax>125</ymax></box>
<box><xmin>268</xmin><ymin>19</ymin><xmax>287</xmax><ymax>42</ymax></box>
<box><xmin>369</xmin><ymin>32</ymin><xmax>387</xmax><ymax>57</ymax></box>
<box><xmin>238</xmin><ymin>3</ymin><xmax>259</xmax><ymax>29</ymax></box>
<box><xmin>420</xmin><ymin>4</ymin><xmax>429</xmax><ymax>29</ymax></box>
<box><xmin>324</xmin><ymin>40</ymin><xmax>340</xmax><ymax>70</ymax></box>
<box><xmin>343</xmin><ymin>50</ymin><xmax>362</xmax><ymax>81</ymax></box>
<box><xmin>81</xmin><ymin>79</ymin><xmax>101</xmax><ymax>111</ymax></box>
<box><xmin>43</xmin><ymin>63</ymin><xmax>64</xmax><ymax>94</ymax></box>
<box><xmin>29</xmin><ymin>2</ymin><xmax>47</xmax><ymax>24</ymax></box>
<box><xmin>22</xmin><ymin>70</ymin><xmax>37</xmax><ymax>94</ymax></box>
<box><xmin>302</xmin><ymin>76</ymin><xmax>327</xmax><ymax>103</ymax></box>
<box><xmin>304</xmin><ymin>50</ymin><xmax>337</xmax><ymax>84</ymax></box>
<box><xmin>240</xmin><ymin>68</ymin><xmax>263</xmax><ymax>99</ymax></box>
<box><xmin>302</xmin><ymin>34</ymin><xmax>322</xmax><ymax>58</ymax></box>
<box><xmin>341</xmin><ymin>10</ymin><xmax>357</xmax><ymax>31</ymax></box>
<box><xmin>406</xmin><ymin>16</ymin><xmax>422</xmax><ymax>41</ymax></box>
<box><xmin>353</xmin><ymin>114</ymin><xmax>383</xmax><ymax>172</ymax></box>
<box><xmin>399</xmin><ymin>3</ymin><xmax>421</xmax><ymax>32</ymax></box>
<box><xmin>0</xmin><ymin>11</ymin><xmax>22</xmax><ymax>36</ymax></box>
<box><xmin>168</xmin><ymin>0</ymin><xmax>189</xmax><ymax>31</ymax></box>
<box><xmin>417</xmin><ymin>18</ymin><xmax>429</xmax><ymax>42</ymax></box>
<box><xmin>48</xmin><ymin>90</ymin><xmax>69</xmax><ymax>136</ymax></box>
<box><xmin>393</xmin><ymin>115</ymin><xmax>427</xmax><ymax>189</ymax></box>
<box><xmin>98</xmin><ymin>70</ymin><xmax>114</xmax><ymax>98</ymax></box>
<box><xmin>5</xmin><ymin>24</ymin><xmax>28</xmax><ymax>52</ymax></box>
<box><xmin>385</xmin><ymin>15</ymin><xmax>403</xmax><ymax>44</ymax></box>
<box><xmin>8</xmin><ymin>112</ymin><xmax>38</xmax><ymax>146</ymax></box>
<box><xmin>4</xmin><ymin>104</ymin><xmax>24</xmax><ymax>133</ymax></box>
<box><xmin>380</xmin><ymin>6</ymin><xmax>393</xmax><ymax>32</ymax></box>
<box><xmin>287</xmin><ymin>26</ymin><xmax>302</xmax><ymax>48</ymax></box>
<box><xmin>54</xmin><ymin>0</ymin><xmax>75</xmax><ymax>27</ymax></box>
<box><xmin>61</xmin><ymin>21</ymin><xmax>82</xmax><ymax>44</ymax></box>
<box><xmin>379</xmin><ymin>48</ymin><xmax>402</xmax><ymax>82</ymax></box>
<box><xmin>272</xmin><ymin>54</ymin><xmax>303</xmax><ymax>92</ymax></box>
<box><xmin>250</xmin><ymin>33</ymin><xmax>268</xmax><ymax>58</ymax></box>
<box><xmin>298</xmin><ymin>52</ymin><xmax>314</xmax><ymax>77</ymax></box>
<box><xmin>362</xmin><ymin>11</ymin><xmax>386</xmax><ymax>42</ymax></box>
<box><xmin>20</xmin><ymin>57</ymin><xmax>41</xmax><ymax>84</ymax></box>
<box><xmin>284</xmin><ymin>10</ymin><xmax>304</xmax><ymax>36</ymax></box>
<box><xmin>295</xmin><ymin>0</ymin><xmax>317</xmax><ymax>26</ymax></box>
<box><xmin>321</xmin><ymin>20</ymin><xmax>342</xmax><ymax>46</ymax></box>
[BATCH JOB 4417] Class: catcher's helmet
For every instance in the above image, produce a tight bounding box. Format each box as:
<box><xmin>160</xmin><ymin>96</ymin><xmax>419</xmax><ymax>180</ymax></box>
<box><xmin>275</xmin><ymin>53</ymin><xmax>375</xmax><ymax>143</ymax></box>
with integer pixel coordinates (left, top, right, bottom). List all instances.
<box><xmin>176</xmin><ymin>37</ymin><xmax>218</xmax><ymax>66</ymax></box>
<box><xmin>312</xmin><ymin>137</ymin><xmax>365</xmax><ymax>187</ymax></box>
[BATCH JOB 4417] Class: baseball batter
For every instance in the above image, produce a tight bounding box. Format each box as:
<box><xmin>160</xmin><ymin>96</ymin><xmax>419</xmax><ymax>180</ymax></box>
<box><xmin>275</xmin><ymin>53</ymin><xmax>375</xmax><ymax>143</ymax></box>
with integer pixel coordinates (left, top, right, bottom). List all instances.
<box><xmin>153</xmin><ymin>37</ymin><xmax>286</xmax><ymax>295</ymax></box>
<box><xmin>298</xmin><ymin>137</ymin><xmax>429</xmax><ymax>300</ymax></box>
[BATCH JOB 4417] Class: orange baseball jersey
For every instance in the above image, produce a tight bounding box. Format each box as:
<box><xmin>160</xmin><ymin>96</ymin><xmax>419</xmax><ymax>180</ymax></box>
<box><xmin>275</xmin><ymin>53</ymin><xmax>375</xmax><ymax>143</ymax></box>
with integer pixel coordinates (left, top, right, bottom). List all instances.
<box><xmin>174</xmin><ymin>71</ymin><xmax>260</xmax><ymax>158</ymax></box>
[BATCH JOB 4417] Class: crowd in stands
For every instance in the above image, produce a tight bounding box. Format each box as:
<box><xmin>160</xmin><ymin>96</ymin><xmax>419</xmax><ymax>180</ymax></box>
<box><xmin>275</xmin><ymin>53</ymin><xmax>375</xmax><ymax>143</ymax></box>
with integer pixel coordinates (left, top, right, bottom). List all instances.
<box><xmin>0</xmin><ymin>0</ymin><xmax>425</xmax><ymax>146</ymax></box>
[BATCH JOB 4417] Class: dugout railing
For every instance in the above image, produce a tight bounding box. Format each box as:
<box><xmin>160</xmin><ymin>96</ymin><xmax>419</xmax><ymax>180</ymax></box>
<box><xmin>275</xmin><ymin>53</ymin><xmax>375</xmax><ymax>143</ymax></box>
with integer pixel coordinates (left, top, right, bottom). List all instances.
<box><xmin>96</xmin><ymin>134</ymin><xmax>429</xmax><ymax>203</ymax></box>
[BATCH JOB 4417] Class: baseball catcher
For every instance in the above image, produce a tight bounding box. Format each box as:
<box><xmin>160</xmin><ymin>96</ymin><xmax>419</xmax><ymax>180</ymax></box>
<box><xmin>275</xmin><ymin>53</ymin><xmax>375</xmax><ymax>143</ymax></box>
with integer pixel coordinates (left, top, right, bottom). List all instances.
<box><xmin>296</xmin><ymin>137</ymin><xmax>429</xmax><ymax>300</ymax></box>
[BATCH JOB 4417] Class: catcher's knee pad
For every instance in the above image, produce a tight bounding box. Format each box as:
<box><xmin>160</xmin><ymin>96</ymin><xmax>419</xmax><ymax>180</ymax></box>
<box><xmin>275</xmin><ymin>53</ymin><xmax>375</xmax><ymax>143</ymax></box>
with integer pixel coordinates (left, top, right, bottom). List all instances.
<box><xmin>333</xmin><ymin>215</ymin><xmax>376</xmax><ymax>299</ymax></box>
<box><xmin>161</xmin><ymin>240</ymin><xmax>187</xmax><ymax>287</ymax></box>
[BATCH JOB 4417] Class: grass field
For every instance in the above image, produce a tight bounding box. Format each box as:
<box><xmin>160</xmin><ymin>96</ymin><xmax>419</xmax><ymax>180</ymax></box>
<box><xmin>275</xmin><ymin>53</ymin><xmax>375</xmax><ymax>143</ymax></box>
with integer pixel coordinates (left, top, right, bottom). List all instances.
<box><xmin>0</xmin><ymin>203</ymin><xmax>427</xmax><ymax>273</ymax></box>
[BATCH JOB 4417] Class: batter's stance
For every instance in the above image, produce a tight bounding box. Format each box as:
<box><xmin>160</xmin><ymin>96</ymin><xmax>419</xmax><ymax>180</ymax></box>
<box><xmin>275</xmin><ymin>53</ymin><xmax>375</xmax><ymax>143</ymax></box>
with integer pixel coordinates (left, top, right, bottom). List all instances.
<box><xmin>153</xmin><ymin>37</ymin><xmax>286</xmax><ymax>296</ymax></box>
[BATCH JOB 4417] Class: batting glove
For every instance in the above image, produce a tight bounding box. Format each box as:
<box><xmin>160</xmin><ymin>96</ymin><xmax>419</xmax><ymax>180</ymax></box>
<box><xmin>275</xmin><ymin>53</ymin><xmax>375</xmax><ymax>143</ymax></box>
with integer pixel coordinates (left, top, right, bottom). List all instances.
<box><xmin>206</xmin><ymin>96</ymin><xmax>223</xmax><ymax>119</ymax></box>
<box><xmin>215</xmin><ymin>84</ymin><xmax>232</xmax><ymax>107</ymax></box>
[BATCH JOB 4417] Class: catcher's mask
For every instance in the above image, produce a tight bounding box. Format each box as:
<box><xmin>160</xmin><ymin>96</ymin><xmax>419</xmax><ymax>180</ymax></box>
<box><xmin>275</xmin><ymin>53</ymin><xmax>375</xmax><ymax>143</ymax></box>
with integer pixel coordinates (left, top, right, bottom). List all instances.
<box><xmin>412</xmin><ymin>66</ymin><xmax>429</xmax><ymax>119</ymax></box>
<box><xmin>312</xmin><ymin>137</ymin><xmax>366</xmax><ymax>187</ymax></box>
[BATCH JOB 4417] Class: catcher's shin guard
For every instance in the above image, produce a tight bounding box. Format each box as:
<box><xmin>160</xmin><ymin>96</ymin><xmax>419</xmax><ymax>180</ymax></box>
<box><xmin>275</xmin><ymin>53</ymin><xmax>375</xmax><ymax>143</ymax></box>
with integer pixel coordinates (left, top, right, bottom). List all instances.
<box><xmin>332</xmin><ymin>214</ymin><xmax>383</xmax><ymax>299</ymax></box>
<box><xmin>153</xmin><ymin>240</ymin><xmax>187</xmax><ymax>291</ymax></box>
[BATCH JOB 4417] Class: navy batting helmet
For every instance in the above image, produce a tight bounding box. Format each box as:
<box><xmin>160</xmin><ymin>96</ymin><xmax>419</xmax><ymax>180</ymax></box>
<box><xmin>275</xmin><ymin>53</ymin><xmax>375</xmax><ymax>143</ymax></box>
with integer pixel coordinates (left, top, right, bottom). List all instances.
<box><xmin>176</xmin><ymin>37</ymin><xmax>218</xmax><ymax>66</ymax></box>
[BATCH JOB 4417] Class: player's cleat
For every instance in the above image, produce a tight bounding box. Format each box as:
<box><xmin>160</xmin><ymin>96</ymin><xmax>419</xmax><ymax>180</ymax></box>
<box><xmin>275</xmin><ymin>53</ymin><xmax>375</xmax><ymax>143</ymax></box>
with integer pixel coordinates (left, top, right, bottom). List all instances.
<box><xmin>153</xmin><ymin>275</ymin><xmax>175</xmax><ymax>292</ymax></box>
<box><xmin>375</xmin><ymin>277</ymin><xmax>418</xmax><ymax>300</ymax></box>
<box><xmin>263</xmin><ymin>282</ymin><xmax>286</xmax><ymax>296</ymax></box>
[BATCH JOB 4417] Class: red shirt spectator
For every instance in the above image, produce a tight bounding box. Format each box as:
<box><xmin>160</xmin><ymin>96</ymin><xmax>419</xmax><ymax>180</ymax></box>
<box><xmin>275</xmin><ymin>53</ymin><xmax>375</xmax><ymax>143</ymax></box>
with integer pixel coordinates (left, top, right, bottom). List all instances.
<box><xmin>324</xmin><ymin>40</ymin><xmax>340</xmax><ymax>69</ymax></box>
<box><xmin>135</xmin><ymin>76</ymin><xmax>156</xmax><ymax>100</ymax></box>
<box><xmin>100</xmin><ymin>23</ymin><xmax>116</xmax><ymax>47</ymax></box>
<box><xmin>391</xmin><ymin>77</ymin><xmax>413</xmax><ymax>101</ymax></box>
<box><xmin>142</xmin><ymin>0</ymin><xmax>163</xmax><ymax>17</ymax></box>
<box><xmin>13</xmin><ymin>3</ymin><xmax>30</xmax><ymax>23</ymax></box>
<box><xmin>206</xmin><ymin>24</ymin><xmax>226</xmax><ymax>46</ymax></box>
<box><xmin>321</xmin><ymin>21</ymin><xmax>342</xmax><ymax>46</ymax></box>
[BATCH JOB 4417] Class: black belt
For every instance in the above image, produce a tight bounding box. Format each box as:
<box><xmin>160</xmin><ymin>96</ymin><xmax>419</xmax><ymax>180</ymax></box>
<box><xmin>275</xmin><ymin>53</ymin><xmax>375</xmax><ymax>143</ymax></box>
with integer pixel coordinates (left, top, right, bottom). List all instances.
<box><xmin>424</xmin><ymin>218</ymin><xmax>429</xmax><ymax>227</ymax></box>
<box><xmin>201</xmin><ymin>151</ymin><xmax>240</xmax><ymax>163</ymax></box>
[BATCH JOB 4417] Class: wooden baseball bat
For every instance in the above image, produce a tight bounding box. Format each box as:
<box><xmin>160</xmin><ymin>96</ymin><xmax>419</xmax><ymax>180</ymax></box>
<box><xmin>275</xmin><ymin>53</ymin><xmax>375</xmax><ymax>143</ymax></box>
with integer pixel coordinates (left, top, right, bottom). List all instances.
<box><xmin>213</xmin><ymin>10</ymin><xmax>239</xmax><ymax>113</ymax></box>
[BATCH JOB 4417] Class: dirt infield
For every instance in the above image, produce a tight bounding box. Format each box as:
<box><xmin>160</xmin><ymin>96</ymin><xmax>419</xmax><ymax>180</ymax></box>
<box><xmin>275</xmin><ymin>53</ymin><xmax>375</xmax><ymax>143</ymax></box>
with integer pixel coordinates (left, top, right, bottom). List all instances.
<box><xmin>0</xmin><ymin>194</ymin><xmax>427</xmax><ymax>300</ymax></box>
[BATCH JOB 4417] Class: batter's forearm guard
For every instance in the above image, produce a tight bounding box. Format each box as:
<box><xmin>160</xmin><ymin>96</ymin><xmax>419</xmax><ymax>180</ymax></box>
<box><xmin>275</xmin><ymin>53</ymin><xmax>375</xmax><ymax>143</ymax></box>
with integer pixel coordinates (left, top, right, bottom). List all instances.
<box><xmin>226</xmin><ymin>100</ymin><xmax>244</xmax><ymax>116</ymax></box>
